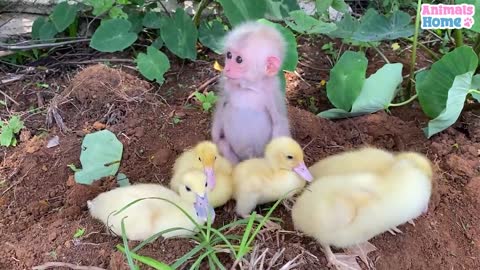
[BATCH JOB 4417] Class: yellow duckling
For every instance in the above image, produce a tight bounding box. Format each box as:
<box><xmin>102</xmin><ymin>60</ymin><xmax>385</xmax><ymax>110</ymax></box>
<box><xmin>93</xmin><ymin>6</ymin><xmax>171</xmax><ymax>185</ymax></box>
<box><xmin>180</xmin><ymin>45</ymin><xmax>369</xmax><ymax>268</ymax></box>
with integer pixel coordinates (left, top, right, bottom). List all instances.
<box><xmin>292</xmin><ymin>152</ymin><xmax>433</xmax><ymax>270</ymax></box>
<box><xmin>232</xmin><ymin>136</ymin><xmax>313</xmax><ymax>225</ymax></box>
<box><xmin>171</xmin><ymin>140</ymin><xmax>233</xmax><ymax>208</ymax></box>
<box><xmin>88</xmin><ymin>170</ymin><xmax>213</xmax><ymax>241</ymax></box>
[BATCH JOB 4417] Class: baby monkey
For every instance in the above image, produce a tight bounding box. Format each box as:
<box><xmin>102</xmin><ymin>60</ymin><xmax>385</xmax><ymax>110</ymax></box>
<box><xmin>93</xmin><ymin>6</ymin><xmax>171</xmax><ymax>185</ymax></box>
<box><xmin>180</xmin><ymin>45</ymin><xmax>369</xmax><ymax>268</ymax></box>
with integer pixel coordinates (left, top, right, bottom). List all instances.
<box><xmin>211</xmin><ymin>21</ymin><xmax>291</xmax><ymax>164</ymax></box>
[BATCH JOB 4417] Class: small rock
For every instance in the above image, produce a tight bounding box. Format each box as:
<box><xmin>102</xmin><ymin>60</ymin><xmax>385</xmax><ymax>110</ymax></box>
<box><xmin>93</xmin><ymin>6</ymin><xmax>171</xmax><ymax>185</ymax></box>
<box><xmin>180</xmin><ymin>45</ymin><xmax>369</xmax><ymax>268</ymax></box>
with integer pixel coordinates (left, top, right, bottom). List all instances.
<box><xmin>93</xmin><ymin>121</ymin><xmax>106</xmax><ymax>130</ymax></box>
<box><xmin>42</xmin><ymin>165</ymin><xmax>48</xmax><ymax>171</ymax></box>
<box><xmin>66</xmin><ymin>175</ymin><xmax>75</xmax><ymax>187</ymax></box>
<box><xmin>20</xmin><ymin>129</ymin><xmax>32</xmax><ymax>142</ymax></box>
<box><xmin>48</xmin><ymin>231</ymin><xmax>57</xmax><ymax>242</ymax></box>
<box><xmin>134</xmin><ymin>126</ymin><xmax>145</xmax><ymax>138</ymax></box>
<box><xmin>150</xmin><ymin>148</ymin><xmax>172</xmax><ymax>166</ymax></box>
<box><xmin>64</xmin><ymin>240</ymin><xmax>72</xmax><ymax>248</ymax></box>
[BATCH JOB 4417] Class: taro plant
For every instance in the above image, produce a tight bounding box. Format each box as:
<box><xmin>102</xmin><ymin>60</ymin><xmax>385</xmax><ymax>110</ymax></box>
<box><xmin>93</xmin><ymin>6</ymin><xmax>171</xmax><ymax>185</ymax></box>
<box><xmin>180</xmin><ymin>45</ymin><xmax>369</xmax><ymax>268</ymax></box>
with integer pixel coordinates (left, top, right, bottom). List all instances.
<box><xmin>194</xmin><ymin>91</ymin><xmax>218</xmax><ymax>112</ymax></box>
<box><xmin>0</xmin><ymin>115</ymin><xmax>24</xmax><ymax>147</ymax></box>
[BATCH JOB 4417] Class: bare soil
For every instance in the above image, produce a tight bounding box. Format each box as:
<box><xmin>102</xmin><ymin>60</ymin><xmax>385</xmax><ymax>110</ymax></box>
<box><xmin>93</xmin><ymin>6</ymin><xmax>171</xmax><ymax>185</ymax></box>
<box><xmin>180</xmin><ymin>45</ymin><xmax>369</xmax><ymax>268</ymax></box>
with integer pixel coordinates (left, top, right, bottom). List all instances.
<box><xmin>0</xmin><ymin>38</ymin><xmax>479</xmax><ymax>270</ymax></box>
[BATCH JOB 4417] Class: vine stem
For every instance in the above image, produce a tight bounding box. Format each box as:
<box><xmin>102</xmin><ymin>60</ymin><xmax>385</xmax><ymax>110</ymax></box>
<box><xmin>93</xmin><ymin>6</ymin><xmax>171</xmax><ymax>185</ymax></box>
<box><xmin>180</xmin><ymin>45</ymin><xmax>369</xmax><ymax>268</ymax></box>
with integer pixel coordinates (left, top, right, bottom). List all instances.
<box><xmin>389</xmin><ymin>93</ymin><xmax>418</xmax><ymax>107</ymax></box>
<box><xmin>405</xmin><ymin>0</ymin><xmax>422</xmax><ymax>98</ymax></box>
<box><xmin>369</xmin><ymin>42</ymin><xmax>390</xmax><ymax>64</ymax></box>
<box><xmin>193</xmin><ymin>0</ymin><xmax>212</xmax><ymax>27</ymax></box>
<box><xmin>453</xmin><ymin>29</ymin><xmax>464</xmax><ymax>47</ymax></box>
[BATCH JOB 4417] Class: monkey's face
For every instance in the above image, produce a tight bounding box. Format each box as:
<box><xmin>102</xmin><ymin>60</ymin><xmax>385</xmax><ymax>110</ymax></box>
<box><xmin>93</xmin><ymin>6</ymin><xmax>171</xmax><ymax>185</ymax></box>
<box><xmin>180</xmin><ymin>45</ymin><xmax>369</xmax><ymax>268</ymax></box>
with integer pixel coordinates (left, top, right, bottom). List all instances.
<box><xmin>223</xmin><ymin>48</ymin><xmax>250</xmax><ymax>80</ymax></box>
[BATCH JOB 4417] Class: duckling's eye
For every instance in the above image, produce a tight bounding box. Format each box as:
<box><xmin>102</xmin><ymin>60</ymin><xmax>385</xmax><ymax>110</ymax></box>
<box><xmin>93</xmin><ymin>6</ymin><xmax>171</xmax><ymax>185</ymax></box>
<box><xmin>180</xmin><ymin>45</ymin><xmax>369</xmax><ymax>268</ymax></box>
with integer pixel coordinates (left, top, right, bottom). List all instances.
<box><xmin>198</xmin><ymin>157</ymin><xmax>202</xmax><ymax>162</ymax></box>
<box><xmin>214</xmin><ymin>156</ymin><xmax>217</xmax><ymax>160</ymax></box>
<box><xmin>205</xmin><ymin>182</ymin><xmax>208</xmax><ymax>187</ymax></box>
<box><xmin>287</xmin><ymin>155</ymin><xmax>293</xmax><ymax>160</ymax></box>
<box><xmin>185</xmin><ymin>186</ymin><xmax>191</xmax><ymax>192</ymax></box>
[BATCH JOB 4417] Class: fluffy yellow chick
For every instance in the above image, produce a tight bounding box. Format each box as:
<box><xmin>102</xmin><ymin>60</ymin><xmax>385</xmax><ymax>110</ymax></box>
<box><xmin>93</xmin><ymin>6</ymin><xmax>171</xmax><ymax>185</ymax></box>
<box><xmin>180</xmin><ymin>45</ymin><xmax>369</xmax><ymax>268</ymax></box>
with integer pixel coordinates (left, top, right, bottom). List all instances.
<box><xmin>309</xmin><ymin>146</ymin><xmax>395</xmax><ymax>179</ymax></box>
<box><xmin>171</xmin><ymin>140</ymin><xmax>233</xmax><ymax>207</ymax></box>
<box><xmin>232</xmin><ymin>137</ymin><xmax>313</xmax><ymax>224</ymax></box>
<box><xmin>291</xmin><ymin>152</ymin><xmax>433</xmax><ymax>270</ymax></box>
<box><xmin>88</xmin><ymin>170</ymin><xmax>213</xmax><ymax>241</ymax></box>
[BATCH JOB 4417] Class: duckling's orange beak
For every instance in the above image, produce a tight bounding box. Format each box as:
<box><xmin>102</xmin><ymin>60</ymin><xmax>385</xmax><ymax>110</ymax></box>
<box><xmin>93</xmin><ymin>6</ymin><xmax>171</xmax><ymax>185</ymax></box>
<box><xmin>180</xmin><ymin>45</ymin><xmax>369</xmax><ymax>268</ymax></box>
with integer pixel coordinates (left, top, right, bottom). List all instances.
<box><xmin>293</xmin><ymin>161</ymin><xmax>313</xmax><ymax>182</ymax></box>
<box><xmin>204</xmin><ymin>167</ymin><xmax>216</xmax><ymax>190</ymax></box>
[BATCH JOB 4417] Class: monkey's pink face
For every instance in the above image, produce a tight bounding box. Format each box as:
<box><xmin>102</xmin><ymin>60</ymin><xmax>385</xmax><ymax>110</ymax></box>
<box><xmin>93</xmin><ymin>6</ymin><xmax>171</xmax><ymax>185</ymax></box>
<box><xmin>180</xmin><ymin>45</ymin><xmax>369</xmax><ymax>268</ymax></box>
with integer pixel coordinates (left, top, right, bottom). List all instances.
<box><xmin>223</xmin><ymin>50</ymin><xmax>248</xmax><ymax>80</ymax></box>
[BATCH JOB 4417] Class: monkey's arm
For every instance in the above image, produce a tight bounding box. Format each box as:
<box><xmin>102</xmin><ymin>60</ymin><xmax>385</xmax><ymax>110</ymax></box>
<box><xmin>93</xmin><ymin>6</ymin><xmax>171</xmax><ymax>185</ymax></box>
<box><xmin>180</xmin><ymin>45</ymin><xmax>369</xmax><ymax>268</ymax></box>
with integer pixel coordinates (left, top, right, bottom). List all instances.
<box><xmin>267</xmin><ymin>91</ymin><xmax>291</xmax><ymax>138</ymax></box>
<box><xmin>211</xmin><ymin>94</ymin><xmax>227</xmax><ymax>142</ymax></box>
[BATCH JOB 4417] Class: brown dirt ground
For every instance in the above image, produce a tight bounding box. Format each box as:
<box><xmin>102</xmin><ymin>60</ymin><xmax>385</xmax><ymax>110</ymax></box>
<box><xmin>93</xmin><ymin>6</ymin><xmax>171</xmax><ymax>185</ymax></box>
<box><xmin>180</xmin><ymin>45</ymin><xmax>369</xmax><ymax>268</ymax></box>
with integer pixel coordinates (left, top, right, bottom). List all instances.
<box><xmin>0</xmin><ymin>38</ymin><xmax>479</xmax><ymax>270</ymax></box>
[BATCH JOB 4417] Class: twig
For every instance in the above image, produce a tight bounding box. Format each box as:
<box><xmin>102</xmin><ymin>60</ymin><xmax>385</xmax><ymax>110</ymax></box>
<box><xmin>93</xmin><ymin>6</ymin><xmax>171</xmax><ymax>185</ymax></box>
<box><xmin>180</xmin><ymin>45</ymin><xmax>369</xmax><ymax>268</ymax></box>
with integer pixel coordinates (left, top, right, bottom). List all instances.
<box><xmin>32</xmin><ymin>262</ymin><xmax>106</xmax><ymax>270</ymax></box>
<box><xmin>368</xmin><ymin>42</ymin><xmax>390</xmax><ymax>64</ymax></box>
<box><xmin>157</xmin><ymin>0</ymin><xmax>171</xmax><ymax>17</ymax></box>
<box><xmin>1</xmin><ymin>74</ymin><xmax>25</xmax><ymax>85</ymax></box>
<box><xmin>185</xmin><ymin>74</ymin><xmax>220</xmax><ymax>103</ymax></box>
<box><xmin>1</xmin><ymin>167</ymin><xmax>32</xmax><ymax>196</ymax></box>
<box><xmin>0</xmin><ymin>89</ymin><xmax>20</xmax><ymax>106</ymax></box>
<box><xmin>0</xmin><ymin>38</ymin><xmax>90</xmax><ymax>50</ymax></box>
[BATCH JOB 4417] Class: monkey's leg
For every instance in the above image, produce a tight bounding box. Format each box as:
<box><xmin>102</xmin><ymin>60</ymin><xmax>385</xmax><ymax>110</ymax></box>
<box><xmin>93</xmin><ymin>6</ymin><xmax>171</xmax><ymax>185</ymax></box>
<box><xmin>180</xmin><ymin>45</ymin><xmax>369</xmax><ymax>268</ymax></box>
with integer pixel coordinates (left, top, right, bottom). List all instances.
<box><xmin>217</xmin><ymin>139</ymin><xmax>240</xmax><ymax>164</ymax></box>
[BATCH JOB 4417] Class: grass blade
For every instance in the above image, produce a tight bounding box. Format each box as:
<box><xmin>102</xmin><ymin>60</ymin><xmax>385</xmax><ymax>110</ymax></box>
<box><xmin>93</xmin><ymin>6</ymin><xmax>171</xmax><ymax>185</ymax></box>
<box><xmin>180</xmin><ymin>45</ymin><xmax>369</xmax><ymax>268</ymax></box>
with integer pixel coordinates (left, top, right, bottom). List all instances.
<box><xmin>120</xmin><ymin>217</ymin><xmax>137</xmax><ymax>270</ymax></box>
<box><xmin>117</xmin><ymin>245</ymin><xmax>173</xmax><ymax>270</ymax></box>
<box><xmin>171</xmin><ymin>242</ymin><xmax>207</xmax><ymax>269</ymax></box>
<box><xmin>132</xmin><ymin>227</ymin><xmax>197</xmax><ymax>253</ymax></box>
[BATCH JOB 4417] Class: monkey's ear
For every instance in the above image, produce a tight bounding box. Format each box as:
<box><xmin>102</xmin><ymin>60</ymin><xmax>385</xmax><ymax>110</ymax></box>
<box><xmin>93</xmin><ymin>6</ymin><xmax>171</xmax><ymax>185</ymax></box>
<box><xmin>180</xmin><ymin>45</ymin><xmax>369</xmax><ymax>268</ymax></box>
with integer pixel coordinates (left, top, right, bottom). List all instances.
<box><xmin>266</xmin><ymin>56</ymin><xmax>281</xmax><ymax>76</ymax></box>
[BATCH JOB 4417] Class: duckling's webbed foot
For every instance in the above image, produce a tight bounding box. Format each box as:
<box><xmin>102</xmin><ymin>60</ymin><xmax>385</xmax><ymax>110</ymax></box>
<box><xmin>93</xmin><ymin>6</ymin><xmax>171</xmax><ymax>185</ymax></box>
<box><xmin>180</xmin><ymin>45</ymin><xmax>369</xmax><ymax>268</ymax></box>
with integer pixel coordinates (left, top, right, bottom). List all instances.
<box><xmin>387</xmin><ymin>226</ymin><xmax>403</xmax><ymax>235</ymax></box>
<box><xmin>322</xmin><ymin>245</ymin><xmax>361</xmax><ymax>270</ymax></box>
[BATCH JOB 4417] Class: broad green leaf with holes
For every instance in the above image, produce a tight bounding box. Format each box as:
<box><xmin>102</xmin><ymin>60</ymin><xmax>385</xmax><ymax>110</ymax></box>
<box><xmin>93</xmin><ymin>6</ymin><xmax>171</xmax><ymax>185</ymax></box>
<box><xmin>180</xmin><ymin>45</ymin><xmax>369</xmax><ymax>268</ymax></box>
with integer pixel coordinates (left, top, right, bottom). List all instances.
<box><xmin>136</xmin><ymin>46</ymin><xmax>170</xmax><ymax>84</ymax></box>
<box><xmin>423</xmin><ymin>72</ymin><xmax>475</xmax><ymax>138</ymax></box>
<box><xmin>159</xmin><ymin>8</ymin><xmax>198</xmax><ymax>60</ymax></box>
<box><xmin>455</xmin><ymin>0</ymin><xmax>480</xmax><ymax>33</ymax></box>
<box><xmin>74</xmin><ymin>130</ymin><xmax>123</xmax><ymax>185</ymax></box>
<box><xmin>199</xmin><ymin>20</ymin><xmax>227</xmax><ymax>54</ymax></box>
<box><xmin>85</xmin><ymin>0</ymin><xmax>114</xmax><ymax>16</ymax></box>
<box><xmin>319</xmin><ymin>63</ymin><xmax>403</xmax><ymax>119</ymax></box>
<box><xmin>257</xmin><ymin>19</ymin><xmax>298</xmax><ymax>72</ymax></box>
<box><xmin>285</xmin><ymin>10</ymin><xmax>337</xmax><ymax>34</ymax></box>
<box><xmin>416</xmin><ymin>46</ymin><xmax>478</xmax><ymax>118</ymax></box>
<box><xmin>143</xmin><ymin>11</ymin><xmax>162</xmax><ymax>29</ymax></box>
<box><xmin>326</xmin><ymin>51</ymin><xmax>367</xmax><ymax>111</ymax></box>
<box><xmin>265</xmin><ymin>0</ymin><xmax>300</xmax><ymax>20</ymax></box>
<box><xmin>217</xmin><ymin>0</ymin><xmax>267</xmax><ymax>26</ymax></box>
<box><xmin>90</xmin><ymin>19</ymin><xmax>137</xmax><ymax>52</ymax></box>
<box><xmin>50</xmin><ymin>2</ymin><xmax>78</xmax><ymax>32</ymax></box>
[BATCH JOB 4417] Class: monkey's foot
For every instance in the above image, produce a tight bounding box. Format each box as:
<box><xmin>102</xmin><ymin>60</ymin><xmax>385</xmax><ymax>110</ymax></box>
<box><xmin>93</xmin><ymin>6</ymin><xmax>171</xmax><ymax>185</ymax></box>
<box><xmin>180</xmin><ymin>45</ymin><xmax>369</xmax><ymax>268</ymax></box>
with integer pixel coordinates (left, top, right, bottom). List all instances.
<box><xmin>323</xmin><ymin>245</ymin><xmax>361</xmax><ymax>270</ymax></box>
<box><xmin>387</xmin><ymin>226</ymin><xmax>403</xmax><ymax>236</ymax></box>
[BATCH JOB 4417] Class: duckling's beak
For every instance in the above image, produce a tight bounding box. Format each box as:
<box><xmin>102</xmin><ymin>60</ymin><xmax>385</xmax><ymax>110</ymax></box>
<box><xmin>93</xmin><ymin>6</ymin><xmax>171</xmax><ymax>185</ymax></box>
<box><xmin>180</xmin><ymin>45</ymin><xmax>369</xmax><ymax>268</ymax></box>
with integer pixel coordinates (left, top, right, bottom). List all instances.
<box><xmin>194</xmin><ymin>193</ymin><xmax>216</xmax><ymax>223</ymax></box>
<box><xmin>293</xmin><ymin>161</ymin><xmax>314</xmax><ymax>182</ymax></box>
<box><xmin>204</xmin><ymin>167</ymin><xmax>216</xmax><ymax>190</ymax></box>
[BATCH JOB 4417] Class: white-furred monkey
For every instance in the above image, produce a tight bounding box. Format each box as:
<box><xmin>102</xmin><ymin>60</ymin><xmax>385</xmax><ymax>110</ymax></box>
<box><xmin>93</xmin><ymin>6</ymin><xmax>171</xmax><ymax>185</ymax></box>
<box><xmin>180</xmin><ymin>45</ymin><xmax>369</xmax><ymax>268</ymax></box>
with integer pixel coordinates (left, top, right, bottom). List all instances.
<box><xmin>211</xmin><ymin>21</ymin><xmax>291</xmax><ymax>164</ymax></box>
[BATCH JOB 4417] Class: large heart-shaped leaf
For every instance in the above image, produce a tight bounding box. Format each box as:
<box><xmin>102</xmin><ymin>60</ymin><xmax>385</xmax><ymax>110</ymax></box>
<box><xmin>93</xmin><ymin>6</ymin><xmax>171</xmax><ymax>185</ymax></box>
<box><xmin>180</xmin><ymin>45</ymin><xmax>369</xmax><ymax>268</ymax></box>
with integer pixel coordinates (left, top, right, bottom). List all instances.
<box><xmin>423</xmin><ymin>72</ymin><xmax>475</xmax><ymax>138</ymax></box>
<box><xmin>136</xmin><ymin>46</ymin><xmax>171</xmax><ymax>84</ymax></box>
<box><xmin>126</xmin><ymin>10</ymin><xmax>144</xmax><ymax>33</ymax></box>
<box><xmin>285</xmin><ymin>10</ymin><xmax>337</xmax><ymax>34</ymax></box>
<box><xmin>258</xmin><ymin>19</ymin><xmax>298</xmax><ymax>72</ymax></box>
<box><xmin>319</xmin><ymin>63</ymin><xmax>403</xmax><ymax>119</ymax></box>
<box><xmin>328</xmin><ymin>13</ymin><xmax>359</xmax><ymax>41</ymax></box>
<box><xmin>470</xmin><ymin>74</ymin><xmax>480</xmax><ymax>101</ymax></box>
<box><xmin>455</xmin><ymin>0</ymin><xmax>479</xmax><ymax>33</ymax></box>
<box><xmin>143</xmin><ymin>11</ymin><xmax>162</xmax><ymax>29</ymax></box>
<box><xmin>199</xmin><ymin>20</ymin><xmax>227</xmax><ymax>54</ymax></box>
<box><xmin>90</xmin><ymin>19</ymin><xmax>138</xmax><ymax>52</ymax></box>
<box><xmin>326</xmin><ymin>51</ymin><xmax>368</xmax><ymax>111</ymax></box>
<box><xmin>50</xmin><ymin>2</ymin><xmax>78</xmax><ymax>32</ymax></box>
<box><xmin>217</xmin><ymin>0</ymin><xmax>267</xmax><ymax>26</ymax></box>
<box><xmin>416</xmin><ymin>46</ymin><xmax>478</xmax><ymax>118</ymax></box>
<box><xmin>74</xmin><ymin>130</ymin><xmax>123</xmax><ymax>185</ymax></box>
<box><xmin>32</xmin><ymin>17</ymin><xmax>57</xmax><ymax>40</ymax></box>
<box><xmin>159</xmin><ymin>8</ymin><xmax>198</xmax><ymax>60</ymax></box>
<box><xmin>265</xmin><ymin>0</ymin><xmax>300</xmax><ymax>20</ymax></box>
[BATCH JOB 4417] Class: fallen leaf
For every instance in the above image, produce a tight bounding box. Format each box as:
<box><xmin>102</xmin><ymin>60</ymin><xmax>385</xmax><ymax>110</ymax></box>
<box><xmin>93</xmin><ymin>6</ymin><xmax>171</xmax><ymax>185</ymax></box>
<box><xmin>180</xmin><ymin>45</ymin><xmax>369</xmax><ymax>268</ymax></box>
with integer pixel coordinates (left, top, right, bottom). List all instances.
<box><xmin>214</xmin><ymin>60</ymin><xmax>223</xmax><ymax>71</ymax></box>
<box><xmin>47</xmin><ymin>135</ymin><xmax>60</xmax><ymax>148</ymax></box>
<box><xmin>320</xmin><ymin>79</ymin><xmax>326</xmax><ymax>86</ymax></box>
<box><xmin>66</xmin><ymin>175</ymin><xmax>75</xmax><ymax>187</ymax></box>
<box><xmin>391</xmin><ymin>42</ymin><xmax>400</xmax><ymax>51</ymax></box>
<box><xmin>93</xmin><ymin>121</ymin><xmax>106</xmax><ymax>130</ymax></box>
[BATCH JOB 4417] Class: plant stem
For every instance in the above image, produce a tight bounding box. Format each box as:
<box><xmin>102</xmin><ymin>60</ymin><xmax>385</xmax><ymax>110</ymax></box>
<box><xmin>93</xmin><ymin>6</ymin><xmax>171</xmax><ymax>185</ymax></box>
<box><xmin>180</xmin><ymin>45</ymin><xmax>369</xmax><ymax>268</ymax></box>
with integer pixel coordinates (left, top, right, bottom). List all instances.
<box><xmin>405</xmin><ymin>0</ymin><xmax>422</xmax><ymax>98</ymax></box>
<box><xmin>453</xmin><ymin>29</ymin><xmax>464</xmax><ymax>47</ymax></box>
<box><xmin>402</xmin><ymin>38</ymin><xmax>440</xmax><ymax>60</ymax></box>
<box><xmin>469</xmin><ymin>89</ymin><xmax>480</xmax><ymax>95</ymax></box>
<box><xmin>473</xmin><ymin>33</ymin><xmax>480</xmax><ymax>54</ymax></box>
<box><xmin>157</xmin><ymin>0</ymin><xmax>171</xmax><ymax>17</ymax></box>
<box><xmin>193</xmin><ymin>0</ymin><xmax>211</xmax><ymax>27</ymax></box>
<box><xmin>369</xmin><ymin>42</ymin><xmax>390</xmax><ymax>64</ymax></box>
<box><xmin>389</xmin><ymin>93</ymin><xmax>418</xmax><ymax>107</ymax></box>
<box><xmin>0</xmin><ymin>39</ymin><xmax>90</xmax><ymax>50</ymax></box>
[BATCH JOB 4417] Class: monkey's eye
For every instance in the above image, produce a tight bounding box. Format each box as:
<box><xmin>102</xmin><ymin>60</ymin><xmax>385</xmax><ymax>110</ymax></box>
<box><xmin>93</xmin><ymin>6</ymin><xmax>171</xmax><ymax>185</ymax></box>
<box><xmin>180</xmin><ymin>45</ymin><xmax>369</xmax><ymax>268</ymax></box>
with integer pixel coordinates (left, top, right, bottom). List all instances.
<box><xmin>287</xmin><ymin>155</ymin><xmax>293</xmax><ymax>160</ymax></box>
<box><xmin>185</xmin><ymin>186</ymin><xmax>191</xmax><ymax>192</ymax></box>
<box><xmin>226</xmin><ymin>51</ymin><xmax>232</xmax><ymax>59</ymax></box>
<box><xmin>236</xmin><ymin>56</ymin><xmax>243</xmax><ymax>64</ymax></box>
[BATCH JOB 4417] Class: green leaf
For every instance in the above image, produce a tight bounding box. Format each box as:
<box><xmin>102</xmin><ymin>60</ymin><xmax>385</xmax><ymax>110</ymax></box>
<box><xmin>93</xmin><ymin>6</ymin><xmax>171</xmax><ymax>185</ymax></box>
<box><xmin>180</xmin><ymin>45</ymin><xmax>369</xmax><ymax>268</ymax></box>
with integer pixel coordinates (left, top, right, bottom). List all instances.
<box><xmin>331</xmin><ymin>0</ymin><xmax>349</xmax><ymax>12</ymax></box>
<box><xmin>85</xmin><ymin>0</ymin><xmax>114</xmax><ymax>16</ymax></box>
<box><xmin>143</xmin><ymin>11</ymin><xmax>162</xmax><ymax>29</ymax></box>
<box><xmin>315</xmin><ymin>0</ymin><xmax>333</xmax><ymax>14</ymax></box>
<box><xmin>285</xmin><ymin>10</ymin><xmax>337</xmax><ymax>34</ymax></box>
<box><xmin>265</xmin><ymin>0</ymin><xmax>300</xmax><ymax>20</ymax></box>
<box><xmin>39</xmin><ymin>21</ymin><xmax>58</xmax><ymax>40</ymax></box>
<box><xmin>116</xmin><ymin>173</ymin><xmax>131</xmax><ymax>186</ymax></box>
<box><xmin>126</xmin><ymin>10</ymin><xmax>144</xmax><ymax>33</ymax></box>
<box><xmin>73</xmin><ymin>228</ymin><xmax>85</xmax><ymax>238</ymax></box>
<box><xmin>199</xmin><ymin>20</ymin><xmax>227</xmax><ymax>54</ymax></box>
<box><xmin>416</xmin><ymin>46</ymin><xmax>478</xmax><ymax>118</ymax></box>
<box><xmin>90</xmin><ymin>19</ymin><xmax>138</xmax><ymax>52</ymax></box>
<box><xmin>32</xmin><ymin>17</ymin><xmax>47</xmax><ymax>39</ymax></box>
<box><xmin>279</xmin><ymin>72</ymin><xmax>287</xmax><ymax>94</ymax></box>
<box><xmin>109</xmin><ymin>6</ymin><xmax>128</xmax><ymax>19</ymax></box>
<box><xmin>151</xmin><ymin>36</ymin><xmax>164</xmax><ymax>49</ymax></box>
<box><xmin>471</xmin><ymin>74</ymin><xmax>480</xmax><ymax>101</ymax></box>
<box><xmin>8</xmin><ymin>115</ymin><xmax>24</xmax><ymax>133</ymax></box>
<box><xmin>326</xmin><ymin>51</ymin><xmax>368</xmax><ymax>111</ymax></box>
<box><xmin>194</xmin><ymin>92</ymin><xmax>206</xmax><ymax>102</ymax></box>
<box><xmin>136</xmin><ymin>46</ymin><xmax>171</xmax><ymax>84</ymax></box>
<box><xmin>257</xmin><ymin>19</ymin><xmax>298</xmax><ymax>72</ymax></box>
<box><xmin>328</xmin><ymin>13</ymin><xmax>359</xmax><ymax>42</ymax></box>
<box><xmin>319</xmin><ymin>63</ymin><xmax>403</xmax><ymax>119</ymax></box>
<box><xmin>50</xmin><ymin>2</ymin><xmax>78</xmax><ymax>32</ymax></box>
<box><xmin>67</xmin><ymin>164</ymin><xmax>80</xmax><ymax>172</ymax></box>
<box><xmin>159</xmin><ymin>8</ymin><xmax>198</xmax><ymax>60</ymax></box>
<box><xmin>74</xmin><ymin>130</ymin><xmax>123</xmax><ymax>185</ymax></box>
<box><xmin>217</xmin><ymin>0</ymin><xmax>267</xmax><ymax>26</ymax></box>
<box><xmin>423</xmin><ymin>72</ymin><xmax>474</xmax><ymax>138</ymax></box>
<box><xmin>0</xmin><ymin>128</ymin><xmax>13</xmax><ymax>147</ymax></box>
<box><xmin>455</xmin><ymin>0</ymin><xmax>480</xmax><ymax>33</ymax></box>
